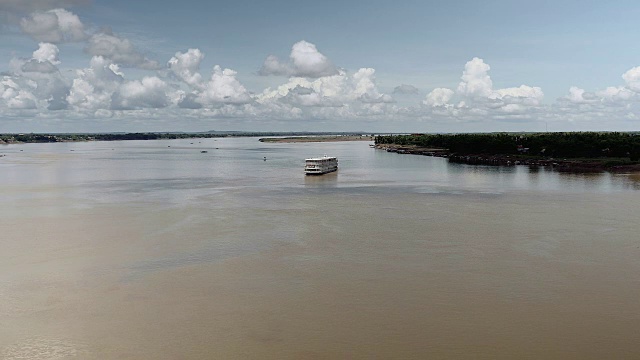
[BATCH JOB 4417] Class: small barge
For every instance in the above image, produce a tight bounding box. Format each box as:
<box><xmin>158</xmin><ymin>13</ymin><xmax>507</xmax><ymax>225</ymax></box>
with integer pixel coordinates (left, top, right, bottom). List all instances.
<box><xmin>305</xmin><ymin>156</ymin><xmax>338</xmax><ymax>175</ymax></box>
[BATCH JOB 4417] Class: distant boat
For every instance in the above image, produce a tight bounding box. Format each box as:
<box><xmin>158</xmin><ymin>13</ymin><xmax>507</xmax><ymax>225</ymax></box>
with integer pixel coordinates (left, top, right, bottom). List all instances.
<box><xmin>305</xmin><ymin>156</ymin><xmax>338</xmax><ymax>175</ymax></box>
<box><xmin>201</xmin><ymin>150</ymin><xmax>208</xmax><ymax>153</ymax></box>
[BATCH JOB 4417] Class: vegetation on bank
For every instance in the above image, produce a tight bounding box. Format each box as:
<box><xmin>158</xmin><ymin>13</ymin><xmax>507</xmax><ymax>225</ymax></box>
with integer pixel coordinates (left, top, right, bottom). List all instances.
<box><xmin>375</xmin><ymin>132</ymin><xmax>640</xmax><ymax>161</ymax></box>
<box><xmin>0</xmin><ymin>132</ymin><xmax>369</xmax><ymax>144</ymax></box>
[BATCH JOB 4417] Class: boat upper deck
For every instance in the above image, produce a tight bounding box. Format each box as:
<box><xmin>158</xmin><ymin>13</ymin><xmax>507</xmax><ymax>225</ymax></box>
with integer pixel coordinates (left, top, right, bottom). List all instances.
<box><xmin>305</xmin><ymin>156</ymin><xmax>337</xmax><ymax>162</ymax></box>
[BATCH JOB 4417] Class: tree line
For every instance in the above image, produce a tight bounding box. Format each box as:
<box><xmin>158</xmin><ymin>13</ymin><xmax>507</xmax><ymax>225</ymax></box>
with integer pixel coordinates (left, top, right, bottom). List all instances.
<box><xmin>375</xmin><ymin>132</ymin><xmax>640</xmax><ymax>160</ymax></box>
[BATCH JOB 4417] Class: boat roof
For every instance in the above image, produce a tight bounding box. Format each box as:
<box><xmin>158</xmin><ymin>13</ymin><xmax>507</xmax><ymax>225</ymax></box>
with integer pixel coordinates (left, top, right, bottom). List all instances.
<box><xmin>305</xmin><ymin>156</ymin><xmax>337</xmax><ymax>161</ymax></box>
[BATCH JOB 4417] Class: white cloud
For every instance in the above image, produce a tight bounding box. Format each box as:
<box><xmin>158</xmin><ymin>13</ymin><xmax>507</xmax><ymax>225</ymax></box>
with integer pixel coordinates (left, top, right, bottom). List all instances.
<box><xmin>556</xmin><ymin>65</ymin><xmax>640</xmax><ymax>111</ymax></box>
<box><xmin>596</xmin><ymin>86</ymin><xmax>634</xmax><ymax>102</ymax></box>
<box><xmin>1</xmin><ymin>78</ymin><xmax>37</xmax><ymax>109</ymax></box>
<box><xmin>67</xmin><ymin>56</ymin><xmax>124</xmax><ymax>110</ymax></box>
<box><xmin>20</xmin><ymin>8</ymin><xmax>87</xmax><ymax>43</ymax></box>
<box><xmin>168</xmin><ymin>49</ymin><xmax>252</xmax><ymax>106</ymax></box>
<box><xmin>259</xmin><ymin>55</ymin><xmax>291</xmax><ymax>77</ymax></box>
<box><xmin>21</xmin><ymin>43</ymin><xmax>61</xmax><ymax>74</ymax></box>
<box><xmin>258</xmin><ymin>67</ymin><xmax>392</xmax><ymax>108</ymax></box>
<box><xmin>86</xmin><ymin>31</ymin><xmax>161</xmax><ymax>70</ymax></box>
<box><xmin>5</xmin><ymin>31</ymin><xmax>640</xmax><ymax>132</ymax></box>
<box><xmin>196</xmin><ymin>66</ymin><xmax>251</xmax><ymax>105</ymax></box>
<box><xmin>422</xmin><ymin>58</ymin><xmax>543</xmax><ymax>121</ymax></box>
<box><xmin>259</xmin><ymin>40</ymin><xmax>338</xmax><ymax>78</ymax></box>
<box><xmin>564</xmin><ymin>86</ymin><xmax>593</xmax><ymax>104</ymax></box>
<box><xmin>457</xmin><ymin>57</ymin><xmax>493</xmax><ymax>98</ymax></box>
<box><xmin>0</xmin><ymin>43</ymin><xmax>71</xmax><ymax>111</ymax></box>
<box><xmin>446</xmin><ymin>58</ymin><xmax>544</xmax><ymax>117</ymax></box>
<box><xmin>252</xmin><ymin>66</ymin><xmax>399</xmax><ymax>123</ymax></box>
<box><xmin>168</xmin><ymin>49</ymin><xmax>204</xmax><ymax>89</ymax></box>
<box><xmin>622</xmin><ymin>66</ymin><xmax>640</xmax><ymax>92</ymax></box>
<box><xmin>112</xmin><ymin>76</ymin><xmax>171</xmax><ymax>110</ymax></box>
<box><xmin>493</xmin><ymin>85</ymin><xmax>544</xmax><ymax>105</ymax></box>
<box><xmin>424</xmin><ymin>88</ymin><xmax>454</xmax><ymax>107</ymax></box>
<box><xmin>33</xmin><ymin>43</ymin><xmax>61</xmax><ymax>64</ymax></box>
<box><xmin>352</xmin><ymin>68</ymin><xmax>379</xmax><ymax>100</ymax></box>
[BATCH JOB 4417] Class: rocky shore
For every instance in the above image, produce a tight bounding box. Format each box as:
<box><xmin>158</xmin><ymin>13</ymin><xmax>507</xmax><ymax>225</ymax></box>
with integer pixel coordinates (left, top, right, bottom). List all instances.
<box><xmin>374</xmin><ymin>144</ymin><xmax>640</xmax><ymax>173</ymax></box>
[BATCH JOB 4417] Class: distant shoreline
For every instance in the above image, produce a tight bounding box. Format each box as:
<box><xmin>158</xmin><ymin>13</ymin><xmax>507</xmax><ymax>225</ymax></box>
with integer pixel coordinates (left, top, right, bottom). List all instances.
<box><xmin>375</xmin><ymin>144</ymin><xmax>640</xmax><ymax>173</ymax></box>
<box><xmin>259</xmin><ymin>135</ymin><xmax>373</xmax><ymax>143</ymax></box>
<box><xmin>375</xmin><ymin>133</ymin><xmax>640</xmax><ymax>173</ymax></box>
<box><xmin>0</xmin><ymin>132</ymin><xmax>372</xmax><ymax>144</ymax></box>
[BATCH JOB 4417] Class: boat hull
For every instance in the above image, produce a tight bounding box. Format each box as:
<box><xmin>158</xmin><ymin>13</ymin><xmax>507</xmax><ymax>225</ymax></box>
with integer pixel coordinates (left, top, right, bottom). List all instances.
<box><xmin>304</xmin><ymin>156</ymin><xmax>338</xmax><ymax>175</ymax></box>
<box><xmin>305</xmin><ymin>168</ymin><xmax>337</xmax><ymax>175</ymax></box>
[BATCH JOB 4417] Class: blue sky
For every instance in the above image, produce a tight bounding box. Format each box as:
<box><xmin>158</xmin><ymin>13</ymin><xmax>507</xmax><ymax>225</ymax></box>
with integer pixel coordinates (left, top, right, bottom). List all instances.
<box><xmin>1</xmin><ymin>0</ymin><xmax>640</xmax><ymax>132</ymax></box>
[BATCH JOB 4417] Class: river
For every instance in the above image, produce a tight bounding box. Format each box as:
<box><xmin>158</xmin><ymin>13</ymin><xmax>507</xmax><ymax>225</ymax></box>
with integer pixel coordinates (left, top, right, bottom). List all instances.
<box><xmin>1</xmin><ymin>137</ymin><xmax>639</xmax><ymax>359</ymax></box>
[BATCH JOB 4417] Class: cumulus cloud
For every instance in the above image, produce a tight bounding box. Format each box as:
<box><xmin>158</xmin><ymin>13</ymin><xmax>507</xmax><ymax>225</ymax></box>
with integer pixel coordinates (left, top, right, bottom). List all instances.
<box><xmin>393</xmin><ymin>84</ymin><xmax>420</xmax><ymax>95</ymax></box>
<box><xmin>556</xmin><ymin>65</ymin><xmax>640</xmax><ymax>110</ymax></box>
<box><xmin>424</xmin><ymin>88</ymin><xmax>454</xmax><ymax>107</ymax></box>
<box><xmin>168</xmin><ymin>48</ymin><xmax>204</xmax><ymax>89</ymax></box>
<box><xmin>563</xmin><ymin>86</ymin><xmax>595</xmax><ymax>104</ymax></box>
<box><xmin>457</xmin><ymin>57</ymin><xmax>493</xmax><ymax>98</ymax></box>
<box><xmin>32</xmin><ymin>43</ymin><xmax>60</xmax><ymax>64</ymax></box>
<box><xmin>67</xmin><ymin>56</ymin><xmax>125</xmax><ymax>110</ymax></box>
<box><xmin>21</xmin><ymin>59</ymin><xmax>58</xmax><ymax>73</ymax></box>
<box><xmin>622</xmin><ymin>66</ymin><xmax>640</xmax><ymax>92</ymax></box>
<box><xmin>419</xmin><ymin>58</ymin><xmax>545</xmax><ymax>121</ymax></box>
<box><xmin>252</xmin><ymin>66</ymin><xmax>397</xmax><ymax>123</ymax></box>
<box><xmin>257</xmin><ymin>67</ymin><xmax>392</xmax><ymax>108</ymax></box>
<box><xmin>167</xmin><ymin>49</ymin><xmax>252</xmax><ymax>106</ymax></box>
<box><xmin>493</xmin><ymin>85</ymin><xmax>544</xmax><ymax>105</ymax></box>
<box><xmin>596</xmin><ymin>86</ymin><xmax>634</xmax><ymax>102</ymax></box>
<box><xmin>20</xmin><ymin>8</ymin><xmax>87</xmax><ymax>43</ymax></box>
<box><xmin>352</xmin><ymin>68</ymin><xmax>394</xmax><ymax>103</ymax></box>
<box><xmin>177</xmin><ymin>93</ymin><xmax>202</xmax><ymax>109</ymax></box>
<box><xmin>112</xmin><ymin>77</ymin><xmax>170</xmax><ymax>110</ymax></box>
<box><xmin>1</xmin><ymin>78</ymin><xmax>37</xmax><ymax>109</ymax></box>
<box><xmin>0</xmin><ymin>43</ymin><xmax>70</xmax><ymax>111</ymax></box>
<box><xmin>196</xmin><ymin>66</ymin><xmax>251</xmax><ymax>105</ymax></box>
<box><xmin>86</xmin><ymin>31</ymin><xmax>161</xmax><ymax>70</ymax></box>
<box><xmin>65</xmin><ymin>56</ymin><xmax>177</xmax><ymax>112</ymax></box>
<box><xmin>21</xmin><ymin>43</ymin><xmax>61</xmax><ymax>73</ymax></box>
<box><xmin>259</xmin><ymin>55</ymin><xmax>290</xmax><ymax>77</ymax></box>
<box><xmin>259</xmin><ymin>41</ymin><xmax>338</xmax><ymax>78</ymax></box>
<box><xmin>279</xmin><ymin>85</ymin><xmax>341</xmax><ymax>108</ymax></box>
<box><xmin>454</xmin><ymin>58</ymin><xmax>544</xmax><ymax>111</ymax></box>
<box><xmin>6</xmin><ymin>31</ymin><xmax>640</xmax><ymax>131</ymax></box>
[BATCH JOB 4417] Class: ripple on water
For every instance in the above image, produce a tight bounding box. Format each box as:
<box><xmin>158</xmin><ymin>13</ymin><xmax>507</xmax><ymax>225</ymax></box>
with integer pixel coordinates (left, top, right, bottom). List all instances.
<box><xmin>1</xmin><ymin>337</ymin><xmax>87</xmax><ymax>359</ymax></box>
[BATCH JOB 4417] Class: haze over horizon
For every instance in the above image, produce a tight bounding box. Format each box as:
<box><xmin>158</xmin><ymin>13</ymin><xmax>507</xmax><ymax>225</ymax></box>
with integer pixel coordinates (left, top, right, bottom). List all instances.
<box><xmin>1</xmin><ymin>0</ymin><xmax>640</xmax><ymax>133</ymax></box>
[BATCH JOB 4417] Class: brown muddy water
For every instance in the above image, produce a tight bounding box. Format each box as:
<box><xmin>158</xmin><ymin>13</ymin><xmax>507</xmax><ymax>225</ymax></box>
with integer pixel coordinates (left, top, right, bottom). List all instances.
<box><xmin>1</xmin><ymin>138</ymin><xmax>639</xmax><ymax>359</ymax></box>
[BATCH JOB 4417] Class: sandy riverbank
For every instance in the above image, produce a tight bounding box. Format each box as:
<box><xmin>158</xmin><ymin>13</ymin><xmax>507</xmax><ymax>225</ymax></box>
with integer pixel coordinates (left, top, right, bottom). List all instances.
<box><xmin>259</xmin><ymin>135</ymin><xmax>373</xmax><ymax>143</ymax></box>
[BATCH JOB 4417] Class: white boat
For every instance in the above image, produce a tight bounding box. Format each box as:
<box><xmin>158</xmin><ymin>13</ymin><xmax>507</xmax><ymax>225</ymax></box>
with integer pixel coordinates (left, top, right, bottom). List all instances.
<box><xmin>305</xmin><ymin>156</ymin><xmax>338</xmax><ymax>175</ymax></box>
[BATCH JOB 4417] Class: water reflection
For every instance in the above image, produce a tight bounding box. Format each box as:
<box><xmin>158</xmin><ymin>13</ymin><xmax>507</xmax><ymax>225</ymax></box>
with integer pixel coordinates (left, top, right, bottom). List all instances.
<box><xmin>304</xmin><ymin>171</ymin><xmax>338</xmax><ymax>188</ymax></box>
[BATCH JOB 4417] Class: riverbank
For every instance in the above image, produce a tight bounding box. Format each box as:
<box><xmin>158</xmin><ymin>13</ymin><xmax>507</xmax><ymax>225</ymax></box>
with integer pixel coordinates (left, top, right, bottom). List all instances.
<box><xmin>1</xmin><ymin>132</ymin><xmax>372</xmax><ymax>144</ymax></box>
<box><xmin>375</xmin><ymin>144</ymin><xmax>640</xmax><ymax>173</ymax></box>
<box><xmin>259</xmin><ymin>135</ymin><xmax>373</xmax><ymax>143</ymax></box>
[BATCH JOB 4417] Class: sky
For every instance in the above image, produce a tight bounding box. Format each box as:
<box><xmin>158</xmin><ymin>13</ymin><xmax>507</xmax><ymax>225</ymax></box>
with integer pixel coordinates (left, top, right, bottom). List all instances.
<box><xmin>1</xmin><ymin>0</ymin><xmax>640</xmax><ymax>133</ymax></box>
